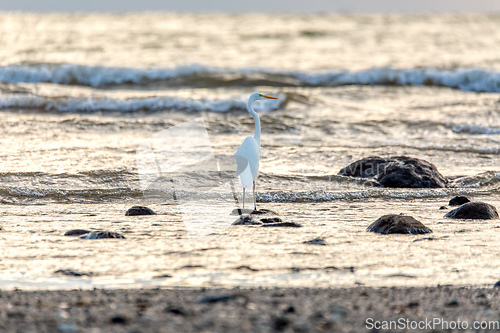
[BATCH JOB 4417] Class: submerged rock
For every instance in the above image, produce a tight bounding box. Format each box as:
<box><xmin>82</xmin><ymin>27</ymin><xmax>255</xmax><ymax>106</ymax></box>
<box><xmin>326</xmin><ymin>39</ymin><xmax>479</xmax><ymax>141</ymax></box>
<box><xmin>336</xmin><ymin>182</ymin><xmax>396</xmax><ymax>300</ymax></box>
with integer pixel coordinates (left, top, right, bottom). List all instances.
<box><xmin>80</xmin><ymin>231</ymin><xmax>126</xmax><ymax>239</ymax></box>
<box><xmin>231</xmin><ymin>208</ymin><xmax>278</xmax><ymax>216</ymax></box>
<box><xmin>338</xmin><ymin>156</ymin><xmax>447</xmax><ymax>188</ymax></box>
<box><xmin>54</xmin><ymin>269</ymin><xmax>92</xmax><ymax>277</ymax></box>
<box><xmin>261</xmin><ymin>222</ymin><xmax>302</xmax><ymax>228</ymax></box>
<box><xmin>367</xmin><ymin>214</ymin><xmax>432</xmax><ymax>235</ymax></box>
<box><xmin>444</xmin><ymin>202</ymin><xmax>499</xmax><ymax>220</ymax></box>
<box><xmin>232</xmin><ymin>215</ymin><xmax>262</xmax><ymax>225</ymax></box>
<box><xmin>303</xmin><ymin>238</ymin><xmax>327</xmax><ymax>245</ymax></box>
<box><xmin>64</xmin><ymin>229</ymin><xmax>90</xmax><ymax>237</ymax></box>
<box><xmin>125</xmin><ymin>206</ymin><xmax>156</xmax><ymax>216</ymax></box>
<box><xmin>260</xmin><ymin>217</ymin><xmax>283</xmax><ymax>223</ymax></box>
<box><xmin>448</xmin><ymin>196</ymin><xmax>471</xmax><ymax>206</ymax></box>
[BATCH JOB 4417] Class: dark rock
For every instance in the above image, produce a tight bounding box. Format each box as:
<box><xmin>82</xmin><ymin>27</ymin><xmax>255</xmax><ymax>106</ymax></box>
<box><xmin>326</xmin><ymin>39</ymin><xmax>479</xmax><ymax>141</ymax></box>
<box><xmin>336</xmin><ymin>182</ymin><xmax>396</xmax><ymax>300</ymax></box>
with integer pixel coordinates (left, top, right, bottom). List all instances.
<box><xmin>232</xmin><ymin>215</ymin><xmax>262</xmax><ymax>225</ymax></box>
<box><xmin>231</xmin><ymin>208</ymin><xmax>277</xmax><ymax>216</ymax></box>
<box><xmin>261</xmin><ymin>222</ymin><xmax>302</xmax><ymax>228</ymax></box>
<box><xmin>196</xmin><ymin>294</ymin><xmax>244</xmax><ymax>304</ymax></box>
<box><xmin>260</xmin><ymin>217</ymin><xmax>282</xmax><ymax>223</ymax></box>
<box><xmin>338</xmin><ymin>156</ymin><xmax>389</xmax><ymax>178</ymax></box>
<box><xmin>272</xmin><ymin>316</ymin><xmax>290</xmax><ymax>331</ymax></box>
<box><xmin>445</xmin><ymin>300</ymin><xmax>459</xmax><ymax>307</ymax></box>
<box><xmin>80</xmin><ymin>231</ymin><xmax>126</xmax><ymax>239</ymax></box>
<box><xmin>493</xmin><ymin>281</ymin><xmax>500</xmax><ymax>288</ymax></box>
<box><xmin>303</xmin><ymin>238</ymin><xmax>327</xmax><ymax>245</ymax></box>
<box><xmin>54</xmin><ymin>269</ymin><xmax>91</xmax><ymax>277</ymax></box>
<box><xmin>284</xmin><ymin>306</ymin><xmax>295</xmax><ymax>313</ymax></box>
<box><xmin>231</xmin><ymin>208</ymin><xmax>254</xmax><ymax>215</ymax></box>
<box><xmin>64</xmin><ymin>229</ymin><xmax>90</xmax><ymax>237</ymax></box>
<box><xmin>152</xmin><ymin>274</ymin><xmax>172</xmax><ymax>279</ymax></box>
<box><xmin>449</xmin><ymin>196</ymin><xmax>471</xmax><ymax>206</ymax></box>
<box><xmin>444</xmin><ymin>202</ymin><xmax>499</xmax><ymax>220</ymax></box>
<box><xmin>7</xmin><ymin>311</ymin><xmax>25</xmax><ymax>319</ymax></box>
<box><xmin>125</xmin><ymin>206</ymin><xmax>156</xmax><ymax>216</ymax></box>
<box><xmin>110</xmin><ymin>315</ymin><xmax>128</xmax><ymax>325</ymax></box>
<box><xmin>338</xmin><ymin>156</ymin><xmax>447</xmax><ymax>188</ymax></box>
<box><xmin>439</xmin><ymin>206</ymin><xmax>447</xmax><ymax>210</ymax></box>
<box><xmin>235</xmin><ymin>265</ymin><xmax>259</xmax><ymax>271</ymax></box>
<box><xmin>367</xmin><ymin>215</ymin><xmax>432</xmax><ymax>234</ymax></box>
<box><xmin>164</xmin><ymin>307</ymin><xmax>186</xmax><ymax>316</ymax></box>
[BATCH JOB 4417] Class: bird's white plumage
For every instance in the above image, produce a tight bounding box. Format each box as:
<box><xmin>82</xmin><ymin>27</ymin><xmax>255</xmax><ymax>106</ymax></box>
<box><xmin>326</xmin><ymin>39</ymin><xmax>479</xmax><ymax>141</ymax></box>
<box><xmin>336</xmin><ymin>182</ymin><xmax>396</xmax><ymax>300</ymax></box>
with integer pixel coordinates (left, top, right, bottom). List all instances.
<box><xmin>234</xmin><ymin>136</ymin><xmax>260</xmax><ymax>189</ymax></box>
<box><xmin>233</xmin><ymin>92</ymin><xmax>278</xmax><ymax>210</ymax></box>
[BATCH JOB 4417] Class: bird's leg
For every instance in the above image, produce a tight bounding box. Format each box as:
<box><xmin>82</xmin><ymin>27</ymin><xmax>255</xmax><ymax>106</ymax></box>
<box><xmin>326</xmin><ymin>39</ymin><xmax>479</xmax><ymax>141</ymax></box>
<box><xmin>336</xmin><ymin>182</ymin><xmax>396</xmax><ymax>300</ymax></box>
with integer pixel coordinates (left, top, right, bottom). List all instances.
<box><xmin>253</xmin><ymin>181</ymin><xmax>256</xmax><ymax>211</ymax></box>
<box><xmin>242</xmin><ymin>187</ymin><xmax>245</xmax><ymax>210</ymax></box>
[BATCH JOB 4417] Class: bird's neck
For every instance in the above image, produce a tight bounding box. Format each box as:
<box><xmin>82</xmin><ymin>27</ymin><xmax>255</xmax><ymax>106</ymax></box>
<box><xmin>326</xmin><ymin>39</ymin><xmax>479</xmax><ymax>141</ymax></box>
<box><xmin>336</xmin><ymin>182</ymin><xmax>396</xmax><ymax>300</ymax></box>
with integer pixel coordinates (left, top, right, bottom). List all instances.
<box><xmin>248</xmin><ymin>100</ymin><xmax>261</xmax><ymax>144</ymax></box>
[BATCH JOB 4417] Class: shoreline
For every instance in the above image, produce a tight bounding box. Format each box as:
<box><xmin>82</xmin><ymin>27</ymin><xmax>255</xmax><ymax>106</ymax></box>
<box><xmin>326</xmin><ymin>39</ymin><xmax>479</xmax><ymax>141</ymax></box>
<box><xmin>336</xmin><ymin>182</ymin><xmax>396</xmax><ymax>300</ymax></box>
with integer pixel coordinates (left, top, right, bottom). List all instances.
<box><xmin>2</xmin><ymin>285</ymin><xmax>499</xmax><ymax>332</ymax></box>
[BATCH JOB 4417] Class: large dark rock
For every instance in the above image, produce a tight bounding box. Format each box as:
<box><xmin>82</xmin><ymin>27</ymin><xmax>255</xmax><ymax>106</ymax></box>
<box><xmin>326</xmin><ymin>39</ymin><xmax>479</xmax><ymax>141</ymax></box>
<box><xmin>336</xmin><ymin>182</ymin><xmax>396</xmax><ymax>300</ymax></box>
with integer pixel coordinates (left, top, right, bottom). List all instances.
<box><xmin>367</xmin><ymin>214</ymin><xmax>432</xmax><ymax>235</ymax></box>
<box><xmin>449</xmin><ymin>196</ymin><xmax>471</xmax><ymax>206</ymax></box>
<box><xmin>444</xmin><ymin>202</ymin><xmax>499</xmax><ymax>220</ymax></box>
<box><xmin>338</xmin><ymin>156</ymin><xmax>389</xmax><ymax>178</ymax></box>
<box><xmin>125</xmin><ymin>206</ymin><xmax>156</xmax><ymax>216</ymax></box>
<box><xmin>338</xmin><ymin>156</ymin><xmax>447</xmax><ymax>188</ymax></box>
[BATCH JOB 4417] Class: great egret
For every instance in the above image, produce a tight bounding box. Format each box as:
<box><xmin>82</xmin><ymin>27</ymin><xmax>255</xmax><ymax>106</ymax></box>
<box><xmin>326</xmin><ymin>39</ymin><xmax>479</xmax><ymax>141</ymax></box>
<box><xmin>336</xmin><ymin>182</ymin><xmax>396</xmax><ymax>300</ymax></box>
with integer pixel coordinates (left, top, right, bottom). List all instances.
<box><xmin>233</xmin><ymin>92</ymin><xmax>278</xmax><ymax>211</ymax></box>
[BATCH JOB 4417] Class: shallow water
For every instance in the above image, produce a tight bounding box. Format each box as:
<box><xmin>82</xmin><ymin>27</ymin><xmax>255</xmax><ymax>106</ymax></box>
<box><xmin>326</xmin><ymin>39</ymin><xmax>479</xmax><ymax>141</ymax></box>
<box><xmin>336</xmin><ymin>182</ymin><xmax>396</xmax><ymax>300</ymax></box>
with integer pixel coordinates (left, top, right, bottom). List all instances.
<box><xmin>0</xmin><ymin>13</ymin><xmax>499</xmax><ymax>289</ymax></box>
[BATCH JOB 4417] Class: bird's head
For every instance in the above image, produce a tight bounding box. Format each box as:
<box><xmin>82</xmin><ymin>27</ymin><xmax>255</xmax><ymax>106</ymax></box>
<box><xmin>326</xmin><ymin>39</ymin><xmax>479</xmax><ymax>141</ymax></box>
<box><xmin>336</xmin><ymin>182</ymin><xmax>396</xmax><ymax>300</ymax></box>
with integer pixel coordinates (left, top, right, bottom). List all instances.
<box><xmin>254</xmin><ymin>92</ymin><xmax>278</xmax><ymax>101</ymax></box>
<box><xmin>249</xmin><ymin>92</ymin><xmax>278</xmax><ymax>103</ymax></box>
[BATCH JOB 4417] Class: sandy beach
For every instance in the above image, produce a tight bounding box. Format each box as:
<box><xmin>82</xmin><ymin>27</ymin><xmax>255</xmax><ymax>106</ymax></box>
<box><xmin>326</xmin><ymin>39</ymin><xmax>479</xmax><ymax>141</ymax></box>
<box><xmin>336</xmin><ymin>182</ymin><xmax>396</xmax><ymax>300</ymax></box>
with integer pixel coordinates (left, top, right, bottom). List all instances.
<box><xmin>2</xmin><ymin>286</ymin><xmax>500</xmax><ymax>332</ymax></box>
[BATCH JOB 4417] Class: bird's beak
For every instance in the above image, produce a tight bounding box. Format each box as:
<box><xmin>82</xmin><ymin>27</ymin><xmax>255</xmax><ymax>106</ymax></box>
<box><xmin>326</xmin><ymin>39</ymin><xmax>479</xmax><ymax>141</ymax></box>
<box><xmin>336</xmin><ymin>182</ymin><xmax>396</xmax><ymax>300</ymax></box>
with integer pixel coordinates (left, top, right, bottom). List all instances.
<box><xmin>260</xmin><ymin>94</ymin><xmax>278</xmax><ymax>99</ymax></box>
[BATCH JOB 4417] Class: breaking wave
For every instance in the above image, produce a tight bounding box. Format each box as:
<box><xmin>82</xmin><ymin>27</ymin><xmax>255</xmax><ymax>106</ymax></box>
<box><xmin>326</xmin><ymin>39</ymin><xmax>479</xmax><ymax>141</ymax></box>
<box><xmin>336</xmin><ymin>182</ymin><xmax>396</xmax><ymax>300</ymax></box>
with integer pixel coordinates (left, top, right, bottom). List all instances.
<box><xmin>1</xmin><ymin>63</ymin><xmax>500</xmax><ymax>93</ymax></box>
<box><xmin>1</xmin><ymin>170</ymin><xmax>497</xmax><ymax>204</ymax></box>
<box><xmin>0</xmin><ymin>93</ymin><xmax>284</xmax><ymax>113</ymax></box>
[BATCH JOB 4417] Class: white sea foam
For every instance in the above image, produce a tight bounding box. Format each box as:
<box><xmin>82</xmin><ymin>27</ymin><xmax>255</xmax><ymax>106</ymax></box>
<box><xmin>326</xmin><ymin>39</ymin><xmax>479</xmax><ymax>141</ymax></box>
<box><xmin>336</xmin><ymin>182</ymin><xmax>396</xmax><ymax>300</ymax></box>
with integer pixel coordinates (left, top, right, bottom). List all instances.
<box><xmin>1</xmin><ymin>63</ymin><xmax>500</xmax><ymax>93</ymax></box>
<box><xmin>446</xmin><ymin>123</ymin><xmax>500</xmax><ymax>135</ymax></box>
<box><xmin>0</xmin><ymin>94</ymin><xmax>283</xmax><ymax>113</ymax></box>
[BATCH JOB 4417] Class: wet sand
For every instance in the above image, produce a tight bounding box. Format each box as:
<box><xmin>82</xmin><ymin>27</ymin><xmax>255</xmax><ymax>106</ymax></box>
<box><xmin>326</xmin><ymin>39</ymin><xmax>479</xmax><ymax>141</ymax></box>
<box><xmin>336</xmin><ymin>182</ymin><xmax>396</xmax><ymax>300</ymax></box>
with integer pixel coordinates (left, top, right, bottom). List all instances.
<box><xmin>2</xmin><ymin>286</ymin><xmax>499</xmax><ymax>332</ymax></box>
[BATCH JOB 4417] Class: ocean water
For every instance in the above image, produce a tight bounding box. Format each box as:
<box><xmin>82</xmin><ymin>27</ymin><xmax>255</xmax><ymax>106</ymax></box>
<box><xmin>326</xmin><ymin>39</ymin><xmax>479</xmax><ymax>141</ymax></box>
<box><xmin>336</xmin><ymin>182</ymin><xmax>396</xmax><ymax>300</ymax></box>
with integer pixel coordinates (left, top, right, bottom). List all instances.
<box><xmin>0</xmin><ymin>13</ymin><xmax>499</xmax><ymax>289</ymax></box>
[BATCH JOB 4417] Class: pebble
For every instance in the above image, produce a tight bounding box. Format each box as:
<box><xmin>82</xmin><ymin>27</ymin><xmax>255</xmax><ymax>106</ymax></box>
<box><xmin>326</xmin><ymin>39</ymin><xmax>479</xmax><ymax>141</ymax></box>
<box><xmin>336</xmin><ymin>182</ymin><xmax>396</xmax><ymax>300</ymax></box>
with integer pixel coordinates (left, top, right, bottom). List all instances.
<box><xmin>196</xmin><ymin>294</ymin><xmax>246</xmax><ymax>304</ymax></box>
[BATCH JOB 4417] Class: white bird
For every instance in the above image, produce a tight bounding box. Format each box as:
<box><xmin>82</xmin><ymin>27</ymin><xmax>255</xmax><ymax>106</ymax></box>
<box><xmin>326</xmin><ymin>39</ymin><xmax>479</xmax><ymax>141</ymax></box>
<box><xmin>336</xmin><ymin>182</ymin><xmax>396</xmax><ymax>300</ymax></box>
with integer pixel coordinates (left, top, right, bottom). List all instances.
<box><xmin>233</xmin><ymin>92</ymin><xmax>278</xmax><ymax>211</ymax></box>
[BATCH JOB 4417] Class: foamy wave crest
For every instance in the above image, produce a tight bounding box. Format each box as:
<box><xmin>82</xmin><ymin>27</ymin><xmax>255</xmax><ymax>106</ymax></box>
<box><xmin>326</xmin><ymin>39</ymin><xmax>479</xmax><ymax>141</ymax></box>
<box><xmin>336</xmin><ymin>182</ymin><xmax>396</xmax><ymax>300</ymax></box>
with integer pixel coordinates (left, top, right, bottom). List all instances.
<box><xmin>258</xmin><ymin>188</ymin><xmax>498</xmax><ymax>203</ymax></box>
<box><xmin>448</xmin><ymin>171</ymin><xmax>500</xmax><ymax>188</ymax></box>
<box><xmin>0</xmin><ymin>94</ymin><xmax>283</xmax><ymax>113</ymax></box>
<box><xmin>2</xmin><ymin>63</ymin><xmax>500</xmax><ymax>93</ymax></box>
<box><xmin>0</xmin><ymin>63</ymin><xmax>222</xmax><ymax>87</ymax></box>
<box><xmin>446</xmin><ymin>123</ymin><xmax>500</xmax><ymax>135</ymax></box>
<box><xmin>295</xmin><ymin>67</ymin><xmax>500</xmax><ymax>93</ymax></box>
